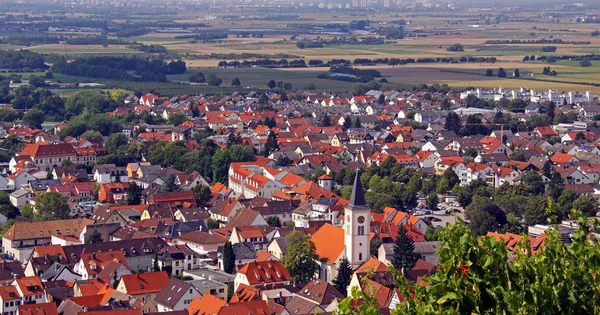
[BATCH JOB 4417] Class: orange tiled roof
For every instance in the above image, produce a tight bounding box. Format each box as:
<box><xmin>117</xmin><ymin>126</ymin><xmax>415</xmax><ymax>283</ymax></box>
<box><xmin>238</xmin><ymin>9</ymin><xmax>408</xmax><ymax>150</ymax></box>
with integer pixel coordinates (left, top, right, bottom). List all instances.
<box><xmin>188</xmin><ymin>295</ymin><xmax>227</xmax><ymax>315</ymax></box>
<box><xmin>237</xmin><ymin>261</ymin><xmax>290</xmax><ymax>286</ymax></box>
<box><xmin>310</xmin><ymin>224</ymin><xmax>344</xmax><ymax>264</ymax></box>
<box><xmin>120</xmin><ymin>271</ymin><xmax>169</xmax><ymax>295</ymax></box>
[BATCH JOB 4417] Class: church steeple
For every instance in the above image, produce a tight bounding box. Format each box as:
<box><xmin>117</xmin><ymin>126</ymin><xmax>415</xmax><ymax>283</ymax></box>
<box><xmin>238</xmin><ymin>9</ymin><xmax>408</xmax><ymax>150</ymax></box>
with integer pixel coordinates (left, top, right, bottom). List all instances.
<box><xmin>344</xmin><ymin>168</ymin><xmax>371</xmax><ymax>269</ymax></box>
<box><xmin>347</xmin><ymin>169</ymin><xmax>369</xmax><ymax>211</ymax></box>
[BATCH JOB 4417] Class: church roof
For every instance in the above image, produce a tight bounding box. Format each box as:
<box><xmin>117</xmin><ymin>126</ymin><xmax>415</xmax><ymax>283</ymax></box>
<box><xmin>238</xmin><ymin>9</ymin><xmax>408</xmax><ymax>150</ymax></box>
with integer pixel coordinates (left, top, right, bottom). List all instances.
<box><xmin>346</xmin><ymin>169</ymin><xmax>369</xmax><ymax>211</ymax></box>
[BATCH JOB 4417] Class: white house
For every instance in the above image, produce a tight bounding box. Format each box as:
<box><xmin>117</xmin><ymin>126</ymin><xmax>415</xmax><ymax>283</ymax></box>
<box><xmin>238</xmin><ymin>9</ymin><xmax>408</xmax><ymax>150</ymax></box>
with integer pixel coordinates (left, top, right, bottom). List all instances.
<box><xmin>155</xmin><ymin>278</ymin><xmax>202</xmax><ymax>312</ymax></box>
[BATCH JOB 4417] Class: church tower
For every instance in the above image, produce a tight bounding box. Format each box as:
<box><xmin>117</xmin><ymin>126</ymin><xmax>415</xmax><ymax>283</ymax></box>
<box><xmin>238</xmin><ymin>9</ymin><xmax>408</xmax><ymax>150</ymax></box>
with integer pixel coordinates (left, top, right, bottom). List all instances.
<box><xmin>344</xmin><ymin>170</ymin><xmax>371</xmax><ymax>269</ymax></box>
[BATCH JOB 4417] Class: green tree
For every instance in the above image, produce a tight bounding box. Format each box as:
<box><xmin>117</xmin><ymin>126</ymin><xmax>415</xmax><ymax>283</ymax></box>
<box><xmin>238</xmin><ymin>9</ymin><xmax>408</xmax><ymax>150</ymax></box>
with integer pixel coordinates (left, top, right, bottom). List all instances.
<box><xmin>231</xmin><ymin>77</ymin><xmax>241</xmax><ymax>87</ymax></box>
<box><xmin>222</xmin><ymin>241</ymin><xmax>235</xmax><ymax>274</ymax></box>
<box><xmin>22</xmin><ymin>109</ymin><xmax>45</xmax><ymax>129</ymax></box>
<box><xmin>206</xmin><ymin>74</ymin><xmax>222</xmax><ymax>86</ymax></box>
<box><xmin>510</xmin><ymin>148</ymin><xmax>526</xmax><ymax>162</ymax></box>
<box><xmin>282</xmin><ymin>232</ymin><xmax>320</xmax><ymax>284</ymax></box>
<box><xmin>572</xmin><ymin>194</ymin><xmax>598</xmax><ymax>217</ymax></box>
<box><xmin>485</xmin><ymin>69</ymin><xmax>493</xmax><ymax>76</ymax></box>
<box><xmin>28</xmin><ymin>75</ymin><xmax>46</xmax><ymax>88</ymax></box>
<box><xmin>267</xmin><ymin>80</ymin><xmax>277</xmax><ymax>89</ymax></box>
<box><xmin>339</xmin><ymin>214</ymin><xmax>600</xmax><ymax>314</ymax></box>
<box><xmin>333</xmin><ymin>257</ymin><xmax>353</xmax><ymax>296</ymax></box>
<box><xmin>370</xmin><ymin>239</ymin><xmax>382</xmax><ymax>257</ymax></box>
<box><xmin>521</xmin><ymin>171</ymin><xmax>544</xmax><ymax>195</ymax></box>
<box><xmin>498</xmin><ymin>67</ymin><xmax>507</xmax><ymax>78</ymax></box>
<box><xmin>105</xmin><ymin>133</ymin><xmax>129</xmax><ymax>153</ymax></box>
<box><xmin>391</xmin><ymin>225</ymin><xmax>421</xmax><ymax>271</ymax></box>
<box><xmin>153</xmin><ymin>251</ymin><xmax>160</xmax><ymax>271</ymax></box>
<box><xmin>426</xmin><ymin>192</ymin><xmax>439</xmax><ymax>210</ymax></box>
<box><xmin>192</xmin><ymin>185</ymin><xmax>212</xmax><ymax>208</ymax></box>
<box><xmin>580</xmin><ymin>58</ymin><xmax>592</xmax><ymax>67</ymax></box>
<box><xmin>65</xmin><ymin>90</ymin><xmax>114</xmax><ymax>118</ymax></box>
<box><xmin>267</xmin><ymin>216</ymin><xmax>281</xmax><ymax>227</ymax></box>
<box><xmin>321</xmin><ymin>115</ymin><xmax>332</xmax><ymax>127</ymax></box>
<box><xmin>20</xmin><ymin>204</ymin><xmax>34</xmax><ymax>219</ymax></box>
<box><xmin>126</xmin><ymin>182</ymin><xmax>143</xmax><ymax>205</ymax></box>
<box><xmin>34</xmin><ymin>192</ymin><xmax>70</xmax><ymax>221</ymax></box>
<box><xmin>169</xmin><ymin>112</ymin><xmax>187</xmax><ymax>126</ymax></box>
<box><xmin>442</xmin><ymin>167</ymin><xmax>459</xmax><ymax>190</ymax></box>
<box><xmin>264</xmin><ymin>132</ymin><xmax>279</xmax><ymax>156</ymax></box>
<box><xmin>83</xmin><ymin>130</ymin><xmax>103</xmax><ymax>144</ymax></box>
<box><xmin>352</xmin><ymin>116</ymin><xmax>361</xmax><ymax>128</ymax></box>
<box><xmin>85</xmin><ymin>229</ymin><xmax>103</xmax><ymax>244</ymax></box>
<box><xmin>444</xmin><ymin>112</ymin><xmax>462</xmax><ymax>134</ymax></box>
<box><xmin>206</xmin><ymin>218</ymin><xmax>219</xmax><ymax>230</ymax></box>
<box><xmin>163</xmin><ymin>174</ymin><xmax>181</xmax><ymax>193</ymax></box>
<box><xmin>513</xmin><ymin>68</ymin><xmax>520</xmax><ymax>77</ymax></box>
<box><xmin>465</xmin><ymin>196</ymin><xmax>506</xmax><ymax>236</ymax></box>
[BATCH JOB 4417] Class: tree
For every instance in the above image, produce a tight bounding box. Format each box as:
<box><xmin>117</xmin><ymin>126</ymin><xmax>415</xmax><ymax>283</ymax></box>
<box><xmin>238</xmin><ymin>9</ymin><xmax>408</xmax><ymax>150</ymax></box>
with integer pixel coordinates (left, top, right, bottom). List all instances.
<box><xmin>206</xmin><ymin>218</ymin><xmax>219</xmax><ymax>230</ymax></box>
<box><xmin>426</xmin><ymin>192</ymin><xmax>439</xmax><ymax>210</ymax></box>
<box><xmin>192</xmin><ymin>185</ymin><xmax>212</xmax><ymax>208</ymax></box>
<box><xmin>333</xmin><ymin>257</ymin><xmax>353</xmax><ymax>296</ymax></box>
<box><xmin>573</xmin><ymin>194</ymin><xmax>598</xmax><ymax>217</ymax></box>
<box><xmin>352</xmin><ymin>116</ymin><xmax>361</xmax><ymax>128</ymax></box>
<box><xmin>509</xmin><ymin>148</ymin><xmax>526</xmax><ymax>162</ymax></box>
<box><xmin>282</xmin><ymin>232</ymin><xmax>320</xmax><ymax>284</ymax></box>
<box><xmin>163</xmin><ymin>174</ymin><xmax>181</xmax><ymax>193</ymax></box>
<box><xmin>593</xmin><ymin>30</ymin><xmax>600</xmax><ymax>37</ymax></box>
<box><xmin>264</xmin><ymin>132</ymin><xmax>279</xmax><ymax>156</ymax></box>
<box><xmin>34</xmin><ymin>192</ymin><xmax>70</xmax><ymax>221</ymax></box>
<box><xmin>83</xmin><ymin>130</ymin><xmax>103</xmax><ymax>144</ymax></box>
<box><xmin>189</xmin><ymin>72</ymin><xmax>205</xmax><ymax>83</ymax></box>
<box><xmin>153</xmin><ymin>251</ymin><xmax>160</xmax><ymax>271</ymax></box>
<box><xmin>521</xmin><ymin>171</ymin><xmax>544</xmax><ymax>195</ymax></box>
<box><xmin>391</xmin><ymin>225</ymin><xmax>421</xmax><ymax>271</ymax></box>
<box><xmin>85</xmin><ymin>229</ymin><xmax>103</xmax><ymax>244</ymax></box>
<box><xmin>22</xmin><ymin>109</ymin><xmax>44</xmax><ymax>129</ymax></box>
<box><xmin>0</xmin><ymin>193</ymin><xmax>19</xmax><ymax>220</ymax></box>
<box><xmin>267</xmin><ymin>80</ymin><xmax>277</xmax><ymax>89</ymax></box>
<box><xmin>126</xmin><ymin>182</ymin><xmax>143</xmax><ymax>205</ymax></box>
<box><xmin>498</xmin><ymin>67</ymin><xmax>507</xmax><ymax>78</ymax></box>
<box><xmin>446</xmin><ymin>43</ymin><xmax>464</xmax><ymax>51</ymax></box>
<box><xmin>105</xmin><ymin>133</ymin><xmax>129</xmax><ymax>153</ymax></box>
<box><xmin>222</xmin><ymin>241</ymin><xmax>235</xmax><ymax>274</ymax></box>
<box><xmin>28</xmin><ymin>75</ymin><xmax>46</xmax><ymax>88</ymax></box>
<box><xmin>169</xmin><ymin>112</ymin><xmax>187</xmax><ymax>126</ymax></box>
<box><xmin>267</xmin><ymin>216</ymin><xmax>281</xmax><ymax>227</ymax></box>
<box><xmin>442</xmin><ymin>167</ymin><xmax>459</xmax><ymax>190</ymax></box>
<box><xmin>231</xmin><ymin>77</ymin><xmax>241</xmax><ymax>87</ymax></box>
<box><xmin>337</xmin><ymin>215</ymin><xmax>600</xmax><ymax>314</ymax></box>
<box><xmin>370</xmin><ymin>239</ymin><xmax>382</xmax><ymax>257</ymax></box>
<box><xmin>465</xmin><ymin>196</ymin><xmax>506</xmax><ymax>236</ymax></box>
<box><xmin>513</xmin><ymin>68</ymin><xmax>520</xmax><ymax>77</ymax></box>
<box><xmin>20</xmin><ymin>204</ymin><xmax>34</xmax><ymax>219</ymax></box>
<box><xmin>206</xmin><ymin>74</ymin><xmax>222</xmax><ymax>86</ymax></box>
<box><xmin>444</xmin><ymin>112</ymin><xmax>462</xmax><ymax>134</ymax></box>
<box><xmin>580</xmin><ymin>58</ymin><xmax>592</xmax><ymax>67</ymax></box>
<box><xmin>65</xmin><ymin>90</ymin><xmax>114</xmax><ymax>118</ymax></box>
<box><xmin>321</xmin><ymin>115</ymin><xmax>332</xmax><ymax>127</ymax></box>
<box><xmin>485</xmin><ymin>69</ymin><xmax>493</xmax><ymax>77</ymax></box>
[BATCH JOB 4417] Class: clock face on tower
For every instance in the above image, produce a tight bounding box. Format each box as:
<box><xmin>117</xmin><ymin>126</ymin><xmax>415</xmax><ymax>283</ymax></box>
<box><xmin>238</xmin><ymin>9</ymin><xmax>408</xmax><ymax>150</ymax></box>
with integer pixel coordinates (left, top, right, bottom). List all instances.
<box><xmin>357</xmin><ymin>216</ymin><xmax>365</xmax><ymax>224</ymax></box>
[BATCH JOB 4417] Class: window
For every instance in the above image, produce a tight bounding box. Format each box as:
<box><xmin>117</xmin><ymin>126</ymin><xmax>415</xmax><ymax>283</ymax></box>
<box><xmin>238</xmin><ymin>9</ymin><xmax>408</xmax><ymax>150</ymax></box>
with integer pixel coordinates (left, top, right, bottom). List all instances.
<box><xmin>189</xmin><ymin>289</ymin><xmax>193</xmax><ymax>294</ymax></box>
<box><xmin>219</xmin><ymin>288</ymin><xmax>225</xmax><ymax>293</ymax></box>
<box><xmin>359</xmin><ymin>253</ymin><xmax>363</xmax><ymax>261</ymax></box>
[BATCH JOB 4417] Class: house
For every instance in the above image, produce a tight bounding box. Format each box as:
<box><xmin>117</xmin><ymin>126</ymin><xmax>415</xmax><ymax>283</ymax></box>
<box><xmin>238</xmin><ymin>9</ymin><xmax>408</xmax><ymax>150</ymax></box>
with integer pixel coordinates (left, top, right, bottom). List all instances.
<box><xmin>230</xmin><ymin>226</ymin><xmax>268</xmax><ymax>251</ymax></box>
<box><xmin>7</xmin><ymin>170</ymin><xmax>37</xmax><ymax>190</ymax></box>
<box><xmin>9</xmin><ymin>188</ymin><xmax>32</xmax><ymax>208</ymax></box>
<box><xmin>154</xmin><ymin>278</ymin><xmax>202</xmax><ymax>312</ymax></box>
<box><xmin>233</xmin><ymin>260</ymin><xmax>291</xmax><ymax>291</ymax></box>
<box><xmin>533</xmin><ymin>126</ymin><xmax>558</xmax><ymax>139</ymax></box>
<box><xmin>267</xmin><ymin>237</ymin><xmax>289</xmax><ymax>260</ymax></box>
<box><xmin>18</xmin><ymin>302</ymin><xmax>58</xmax><ymax>315</ymax></box>
<box><xmin>13</xmin><ymin>276</ymin><xmax>46</xmax><ymax>305</ymax></box>
<box><xmin>2</xmin><ymin>218</ymin><xmax>92</xmax><ymax>262</ymax></box>
<box><xmin>154</xmin><ymin>245</ymin><xmax>200</xmax><ymax>276</ymax></box>
<box><xmin>285</xmin><ymin>279</ymin><xmax>342</xmax><ymax>314</ymax></box>
<box><xmin>17</xmin><ymin>143</ymin><xmax>77</xmax><ymax>172</ymax></box>
<box><xmin>93</xmin><ymin>164</ymin><xmax>128</xmax><ymax>184</ymax></box>
<box><xmin>116</xmin><ymin>271</ymin><xmax>170</xmax><ymax>300</ymax></box>
<box><xmin>176</xmin><ymin>231</ymin><xmax>227</xmax><ymax>255</ymax></box>
<box><xmin>98</xmin><ymin>183</ymin><xmax>130</xmax><ymax>204</ymax></box>
<box><xmin>0</xmin><ymin>285</ymin><xmax>21</xmax><ymax>315</ymax></box>
<box><xmin>73</xmin><ymin>250</ymin><xmax>130</xmax><ymax>282</ymax></box>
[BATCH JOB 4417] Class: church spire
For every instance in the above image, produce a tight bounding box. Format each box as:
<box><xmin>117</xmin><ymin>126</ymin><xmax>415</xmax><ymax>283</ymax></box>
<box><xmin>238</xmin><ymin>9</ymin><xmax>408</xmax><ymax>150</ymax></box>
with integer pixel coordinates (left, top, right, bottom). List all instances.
<box><xmin>347</xmin><ymin>168</ymin><xmax>369</xmax><ymax>211</ymax></box>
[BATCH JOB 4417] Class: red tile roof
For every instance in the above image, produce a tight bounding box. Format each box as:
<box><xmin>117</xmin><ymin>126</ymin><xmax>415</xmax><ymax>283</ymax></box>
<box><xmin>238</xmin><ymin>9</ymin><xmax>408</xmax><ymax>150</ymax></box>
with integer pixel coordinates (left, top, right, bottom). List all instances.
<box><xmin>120</xmin><ymin>271</ymin><xmax>169</xmax><ymax>295</ymax></box>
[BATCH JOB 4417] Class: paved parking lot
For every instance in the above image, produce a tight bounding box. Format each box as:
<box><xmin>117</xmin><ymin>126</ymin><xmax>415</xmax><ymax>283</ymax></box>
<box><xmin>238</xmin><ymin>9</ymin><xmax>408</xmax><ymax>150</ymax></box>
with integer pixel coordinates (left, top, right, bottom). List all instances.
<box><xmin>414</xmin><ymin>202</ymin><xmax>466</xmax><ymax>228</ymax></box>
